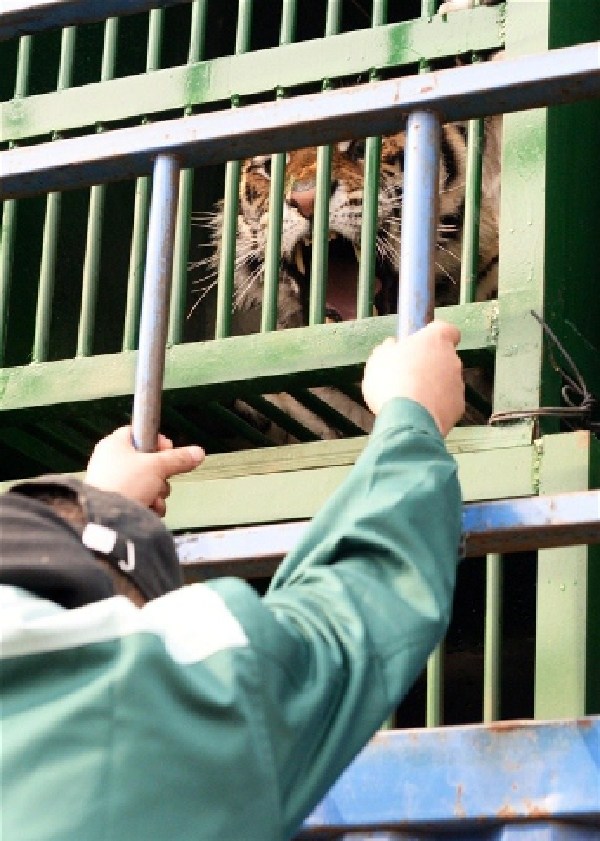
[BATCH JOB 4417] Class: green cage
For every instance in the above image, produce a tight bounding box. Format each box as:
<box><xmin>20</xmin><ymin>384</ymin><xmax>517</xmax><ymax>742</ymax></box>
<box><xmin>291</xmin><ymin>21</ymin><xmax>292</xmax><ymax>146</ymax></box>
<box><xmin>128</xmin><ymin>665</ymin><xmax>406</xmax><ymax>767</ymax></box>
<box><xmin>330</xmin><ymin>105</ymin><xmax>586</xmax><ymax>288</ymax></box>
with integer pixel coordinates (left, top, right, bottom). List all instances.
<box><xmin>1</xmin><ymin>0</ymin><xmax>599</xmax><ymax>726</ymax></box>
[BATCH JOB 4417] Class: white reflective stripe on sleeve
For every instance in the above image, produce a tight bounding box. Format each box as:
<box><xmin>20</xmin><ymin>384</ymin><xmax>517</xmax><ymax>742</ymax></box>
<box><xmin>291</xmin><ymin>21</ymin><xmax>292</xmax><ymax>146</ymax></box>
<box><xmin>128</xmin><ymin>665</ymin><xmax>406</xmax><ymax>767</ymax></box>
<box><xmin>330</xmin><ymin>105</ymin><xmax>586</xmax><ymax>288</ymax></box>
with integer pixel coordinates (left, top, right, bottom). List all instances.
<box><xmin>142</xmin><ymin>583</ymin><xmax>248</xmax><ymax>664</ymax></box>
<box><xmin>0</xmin><ymin>583</ymin><xmax>247</xmax><ymax>663</ymax></box>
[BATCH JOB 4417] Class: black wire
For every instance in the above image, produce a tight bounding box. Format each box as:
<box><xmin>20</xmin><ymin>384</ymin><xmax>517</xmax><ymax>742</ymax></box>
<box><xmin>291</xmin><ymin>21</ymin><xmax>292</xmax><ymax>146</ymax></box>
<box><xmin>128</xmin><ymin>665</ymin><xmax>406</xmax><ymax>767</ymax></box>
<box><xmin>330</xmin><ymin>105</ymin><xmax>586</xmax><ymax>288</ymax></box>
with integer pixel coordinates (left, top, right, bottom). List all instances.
<box><xmin>489</xmin><ymin>310</ymin><xmax>599</xmax><ymax>433</ymax></box>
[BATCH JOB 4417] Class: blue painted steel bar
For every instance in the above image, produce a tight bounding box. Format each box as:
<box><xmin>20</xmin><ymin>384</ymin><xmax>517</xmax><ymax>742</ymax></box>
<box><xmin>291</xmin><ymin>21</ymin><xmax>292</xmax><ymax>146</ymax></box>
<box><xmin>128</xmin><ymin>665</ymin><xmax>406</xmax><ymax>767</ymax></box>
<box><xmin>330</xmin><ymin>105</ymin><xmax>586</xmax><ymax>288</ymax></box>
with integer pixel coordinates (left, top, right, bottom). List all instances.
<box><xmin>174</xmin><ymin>490</ymin><xmax>600</xmax><ymax>576</ymax></box>
<box><xmin>2</xmin><ymin>43</ymin><xmax>600</xmax><ymax>200</ymax></box>
<box><xmin>397</xmin><ymin>110</ymin><xmax>440</xmax><ymax>337</ymax></box>
<box><xmin>0</xmin><ymin>0</ymin><xmax>189</xmax><ymax>42</ymax></box>
<box><xmin>131</xmin><ymin>154</ymin><xmax>180</xmax><ymax>452</ymax></box>
<box><xmin>301</xmin><ymin>717</ymin><xmax>600</xmax><ymax>833</ymax></box>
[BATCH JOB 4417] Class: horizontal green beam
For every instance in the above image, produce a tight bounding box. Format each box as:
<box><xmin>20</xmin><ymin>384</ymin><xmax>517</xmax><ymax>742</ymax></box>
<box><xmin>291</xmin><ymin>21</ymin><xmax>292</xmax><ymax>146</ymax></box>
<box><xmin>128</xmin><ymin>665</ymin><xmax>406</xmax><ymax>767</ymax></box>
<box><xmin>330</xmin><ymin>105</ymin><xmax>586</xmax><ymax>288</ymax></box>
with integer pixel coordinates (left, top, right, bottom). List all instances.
<box><xmin>0</xmin><ymin>303</ymin><xmax>497</xmax><ymax>418</ymax></box>
<box><xmin>165</xmin><ymin>439</ymin><xmax>535</xmax><ymax>532</ymax></box>
<box><xmin>1</xmin><ymin>7</ymin><xmax>502</xmax><ymax>142</ymax></box>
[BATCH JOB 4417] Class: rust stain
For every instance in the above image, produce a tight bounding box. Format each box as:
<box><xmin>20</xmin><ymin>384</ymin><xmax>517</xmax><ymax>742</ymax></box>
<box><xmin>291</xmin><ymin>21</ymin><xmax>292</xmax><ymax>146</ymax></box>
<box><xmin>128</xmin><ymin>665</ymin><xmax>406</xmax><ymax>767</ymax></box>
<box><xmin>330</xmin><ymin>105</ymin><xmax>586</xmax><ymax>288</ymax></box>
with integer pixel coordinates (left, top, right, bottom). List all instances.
<box><xmin>487</xmin><ymin>720</ymin><xmax>531</xmax><ymax>734</ymax></box>
<box><xmin>454</xmin><ymin>784</ymin><xmax>466</xmax><ymax>819</ymax></box>
<box><xmin>420</xmin><ymin>85</ymin><xmax>434</xmax><ymax>94</ymax></box>
<box><xmin>524</xmin><ymin>800</ymin><xmax>550</xmax><ymax>818</ymax></box>
<box><xmin>497</xmin><ymin>804</ymin><xmax>518</xmax><ymax>818</ymax></box>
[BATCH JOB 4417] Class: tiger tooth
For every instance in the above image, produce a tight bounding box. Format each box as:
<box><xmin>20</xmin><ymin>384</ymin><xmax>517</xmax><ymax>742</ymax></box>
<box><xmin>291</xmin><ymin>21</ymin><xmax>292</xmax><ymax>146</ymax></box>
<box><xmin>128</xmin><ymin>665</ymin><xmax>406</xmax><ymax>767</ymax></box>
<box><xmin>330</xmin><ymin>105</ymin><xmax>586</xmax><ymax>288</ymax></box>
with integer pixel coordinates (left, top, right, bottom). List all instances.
<box><xmin>328</xmin><ymin>232</ymin><xmax>337</xmax><ymax>241</ymax></box>
<box><xmin>353</xmin><ymin>244</ymin><xmax>361</xmax><ymax>264</ymax></box>
<box><xmin>295</xmin><ymin>243</ymin><xmax>306</xmax><ymax>275</ymax></box>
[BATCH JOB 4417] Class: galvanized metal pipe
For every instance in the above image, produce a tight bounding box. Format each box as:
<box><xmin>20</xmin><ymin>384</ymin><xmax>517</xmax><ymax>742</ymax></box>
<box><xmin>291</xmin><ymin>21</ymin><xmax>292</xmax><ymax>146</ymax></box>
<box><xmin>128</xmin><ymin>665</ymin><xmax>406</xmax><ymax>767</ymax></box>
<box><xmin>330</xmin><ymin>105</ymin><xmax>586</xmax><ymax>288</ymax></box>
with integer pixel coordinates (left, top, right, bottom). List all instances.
<box><xmin>3</xmin><ymin>44</ymin><xmax>600</xmax><ymax>200</ymax></box>
<box><xmin>132</xmin><ymin>154</ymin><xmax>180</xmax><ymax>452</ymax></box>
<box><xmin>0</xmin><ymin>0</ymin><xmax>188</xmax><ymax>41</ymax></box>
<box><xmin>397</xmin><ymin>110</ymin><xmax>441</xmax><ymax>338</ymax></box>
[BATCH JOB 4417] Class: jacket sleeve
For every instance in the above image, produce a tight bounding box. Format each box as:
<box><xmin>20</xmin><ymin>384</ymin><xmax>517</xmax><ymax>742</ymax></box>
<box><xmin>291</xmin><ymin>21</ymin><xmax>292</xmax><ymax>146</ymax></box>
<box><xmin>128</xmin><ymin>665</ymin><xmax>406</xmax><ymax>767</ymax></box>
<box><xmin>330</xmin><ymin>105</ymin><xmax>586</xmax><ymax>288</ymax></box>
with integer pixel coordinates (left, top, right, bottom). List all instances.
<box><xmin>212</xmin><ymin>397</ymin><xmax>462</xmax><ymax>837</ymax></box>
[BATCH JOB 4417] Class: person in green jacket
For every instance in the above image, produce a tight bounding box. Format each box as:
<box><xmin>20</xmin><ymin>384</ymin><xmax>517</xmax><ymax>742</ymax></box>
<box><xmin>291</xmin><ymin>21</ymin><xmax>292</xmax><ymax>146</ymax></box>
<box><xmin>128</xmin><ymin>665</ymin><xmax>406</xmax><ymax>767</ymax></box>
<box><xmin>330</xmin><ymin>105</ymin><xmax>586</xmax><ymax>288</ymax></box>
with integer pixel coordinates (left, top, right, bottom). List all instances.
<box><xmin>0</xmin><ymin>320</ymin><xmax>465</xmax><ymax>841</ymax></box>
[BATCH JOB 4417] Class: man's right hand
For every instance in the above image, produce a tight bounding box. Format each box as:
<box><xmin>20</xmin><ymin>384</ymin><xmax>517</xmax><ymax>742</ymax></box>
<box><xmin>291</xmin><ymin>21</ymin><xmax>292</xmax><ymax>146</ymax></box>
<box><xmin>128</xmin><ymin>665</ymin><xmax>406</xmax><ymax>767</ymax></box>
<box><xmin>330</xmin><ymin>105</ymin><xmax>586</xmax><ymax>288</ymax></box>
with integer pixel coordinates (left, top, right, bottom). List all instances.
<box><xmin>361</xmin><ymin>321</ymin><xmax>465</xmax><ymax>437</ymax></box>
<box><xmin>85</xmin><ymin>427</ymin><xmax>205</xmax><ymax>516</ymax></box>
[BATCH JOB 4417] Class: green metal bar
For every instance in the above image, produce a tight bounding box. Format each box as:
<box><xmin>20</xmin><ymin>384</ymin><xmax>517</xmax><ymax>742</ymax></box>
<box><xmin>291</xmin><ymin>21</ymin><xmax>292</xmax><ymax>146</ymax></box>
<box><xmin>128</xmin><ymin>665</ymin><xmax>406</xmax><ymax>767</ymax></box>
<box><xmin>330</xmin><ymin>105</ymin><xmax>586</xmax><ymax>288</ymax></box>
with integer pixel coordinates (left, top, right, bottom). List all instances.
<box><xmin>122</xmin><ymin>175</ymin><xmax>151</xmax><ymax>350</ymax></box>
<box><xmin>307</xmin><ymin>0</ymin><xmax>341</xmax><ymax>327</ymax></box>
<box><xmin>169</xmin><ymin>0</ymin><xmax>208</xmax><ymax>345</ymax></box>
<box><xmin>2</xmin><ymin>11</ymin><xmax>503</xmax><ymax>145</ymax></box>
<box><xmin>356</xmin><ymin>0</ymin><xmax>388</xmax><ymax>321</ymax></box>
<box><xmin>422</xmin><ymin>0</ymin><xmax>438</xmax><ymax>18</ymax></box>
<box><xmin>146</xmin><ymin>7</ymin><xmax>165</xmax><ymax>72</ymax></box>
<box><xmin>32</xmin><ymin>27</ymin><xmax>76</xmax><ymax>363</ymax></box>
<box><xmin>460</xmin><ymin>60</ymin><xmax>484</xmax><ymax>305</ymax></box>
<box><xmin>483</xmin><ymin>552</ymin><xmax>502</xmax><ymax>722</ymax></box>
<box><xmin>122</xmin><ymin>8</ymin><xmax>165</xmax><ymax>350</ymax></box>
<box><xmin>260</xmin><ymin>148</ymin><xmax>286</xmax><ymax>334</ymax></box>
<box><xmin>244</xmin><ymin>395</ymin><xmax>319</xmax><ymax>443</ymax></box>
<box><xmin>426</xmin><ymin>644</ymin><xmax>444</xmax><ymax>727</ymax></box>
<box><xmin>356</xmin><ymin>136</ymin><xmax>382</xmax><ymax>319</ymax></box>
<box><xmin>206</xmin><ymin>401</ymin><xmax>275</xmax><ymax>449</ymax></box>
<box><xmin>260</xmin><ymin>0</ymin><xmax>297</xmax><ymax>334</ymax></box>
<box><xmin>308</xmin><ymin>145</ymin><xmax>332</xmax><ymax>326</ymax></box>
<box><xmin>77</xmin><ymin>18</ymin><xmax>120</xmax><ymax>357</ymax></box>
<box><xmin>214</xmin><ymin>0</ymin><xmax>253</xmax><ymax>339</ymax></box>
<box><xmin>0</xmin><ymin>200</ymin><xmax>17</xmax><ymax>364</ymax></box>
<box><xmin>0</xmin><ymin>426</ymin><xmax>80</xmax><ymax>473</ymax></box>
<box><xmin>214</xmin><ymin>159</ymin><xmax>242</xmax><ymax>339</ymax></box>
<box><xmin>288</xmin><ymin>388</ymin><xmax>367</xmax><ymax>438</ymax></box>
<box><xmin>0</xmin><ymin>35</ymin><xmax>32</xmax><ymax>364</ymax></box>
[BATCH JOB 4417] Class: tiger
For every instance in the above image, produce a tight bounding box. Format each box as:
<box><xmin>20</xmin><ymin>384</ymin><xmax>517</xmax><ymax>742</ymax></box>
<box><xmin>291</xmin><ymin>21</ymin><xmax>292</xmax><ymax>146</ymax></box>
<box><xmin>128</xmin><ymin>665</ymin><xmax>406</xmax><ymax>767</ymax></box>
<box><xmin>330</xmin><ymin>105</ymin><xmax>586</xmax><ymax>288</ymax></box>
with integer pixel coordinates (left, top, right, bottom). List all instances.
<box><xmin>195</xmin><ymin>13</ymin><xmax>502</xmax><ymax>442</ymax></box>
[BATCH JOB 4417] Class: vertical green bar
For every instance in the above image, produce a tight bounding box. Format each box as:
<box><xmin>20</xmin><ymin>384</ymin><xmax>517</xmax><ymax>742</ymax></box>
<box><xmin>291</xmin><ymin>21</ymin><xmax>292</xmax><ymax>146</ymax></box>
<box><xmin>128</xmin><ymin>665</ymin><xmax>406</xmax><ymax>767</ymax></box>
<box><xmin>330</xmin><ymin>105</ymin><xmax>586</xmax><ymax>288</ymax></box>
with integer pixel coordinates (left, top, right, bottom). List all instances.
<box><xmin>169</xmin><ymin>0</ymin><xmax>208</xmax><ymax>345</ymax></box>
<box><xmin>357</xmin><ymin>0</ymin><xmax>387</xmax><ymax>320</ymax></box>
<box><xmin>307</xmin><ymin>144</ymin><xmax>332</xmax><ymax>326</ymax></box>
<box><xmin>260</xmin><ymin>0</ymin><xmax>298</xmax><ymax>334</ymax></box>
<box><xmin>214</xmin><ymin>0</ymin><xmax>253</xmax><ymax>339</ymax></box>
<box><xmin>122</xmin><ymin>8</ymin><xmax>165</xmax><ymax>350</ymax></box>
<box><xmin>536</xmin><ymin>433</ymin><xmax>598</xmax><ymax>718</ymax></box>
<box><xmin>459</xmin><ymin>58</ymin><xmax>484</xmax><ymax>306</ymax></box>
<box><xmin>0</xmin><ymin>35</ymin><xmax>32</xmax><ymax>364</ymax></box>
<box><xmin>260</xmin><ymin>147</ymin><xmax>286</xmax><ymax>333</ymax></box>
<box><xmin>421</xmin><ymin>0</ymin><xmax>438</xmax><ymax>17</ymax></box>
<box><xmin>77</xmin><ymin>18</ymin><xmax>119</xmax><ymax>357</ymax></box>
<box><xmin>33</xmin><ymin>27</ymin><xmax>76</xmax><ymax>363</ymax></box>
<box><xmin>307</xmin><ymin>0</ymin><xmax>341</xmax><ymax>327</ymax></box>
<box><xmin>426</xmin><ymin>641</ymin><xmax>444</xmax><ymax>727</ymax></box>
<box><xmin>483</xmin><ymin>553</ymin><xmax>502</xmax><ymax>722</ymax></box>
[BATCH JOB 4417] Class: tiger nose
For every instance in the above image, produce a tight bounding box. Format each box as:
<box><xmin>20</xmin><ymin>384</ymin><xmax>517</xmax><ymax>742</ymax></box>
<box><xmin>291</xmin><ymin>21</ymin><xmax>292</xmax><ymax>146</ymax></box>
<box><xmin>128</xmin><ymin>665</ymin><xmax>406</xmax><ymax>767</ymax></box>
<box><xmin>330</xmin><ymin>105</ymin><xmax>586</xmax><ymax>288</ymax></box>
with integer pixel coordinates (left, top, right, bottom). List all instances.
<box><xmin>289</xmin><ymin>187</ymin><xmax>316</xmax><ymax>219</ymax></box>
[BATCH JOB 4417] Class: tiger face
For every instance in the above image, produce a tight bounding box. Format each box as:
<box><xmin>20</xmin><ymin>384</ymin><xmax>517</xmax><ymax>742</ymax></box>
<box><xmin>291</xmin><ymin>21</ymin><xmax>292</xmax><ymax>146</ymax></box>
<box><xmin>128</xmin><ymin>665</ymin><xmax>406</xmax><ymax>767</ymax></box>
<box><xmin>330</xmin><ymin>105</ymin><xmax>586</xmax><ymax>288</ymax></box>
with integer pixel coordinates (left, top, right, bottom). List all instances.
<box><xmin>199</xmin><ymin>120</ymin><xmax>500</xmax><ymax>332</ymax></box>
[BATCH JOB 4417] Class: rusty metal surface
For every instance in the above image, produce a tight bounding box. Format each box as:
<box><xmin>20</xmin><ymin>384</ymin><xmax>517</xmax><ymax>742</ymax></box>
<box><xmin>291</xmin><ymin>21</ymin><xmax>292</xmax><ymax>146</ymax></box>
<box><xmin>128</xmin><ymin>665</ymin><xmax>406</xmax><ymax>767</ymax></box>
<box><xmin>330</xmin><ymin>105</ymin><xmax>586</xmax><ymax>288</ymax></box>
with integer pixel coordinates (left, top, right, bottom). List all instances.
<box><xmin>175</xmin><ymin>490</ymin><xmax>600</xmax><ymax>577</ymax></box>
<box><xmin>2</xmin><ymin>43</ymin><xmax>600</xmax><ymax>199</ymax></box>
<box><xmin>300</xmin><ymin>717</ymin><xmax>600</xmax><ymax>834</ymax></box>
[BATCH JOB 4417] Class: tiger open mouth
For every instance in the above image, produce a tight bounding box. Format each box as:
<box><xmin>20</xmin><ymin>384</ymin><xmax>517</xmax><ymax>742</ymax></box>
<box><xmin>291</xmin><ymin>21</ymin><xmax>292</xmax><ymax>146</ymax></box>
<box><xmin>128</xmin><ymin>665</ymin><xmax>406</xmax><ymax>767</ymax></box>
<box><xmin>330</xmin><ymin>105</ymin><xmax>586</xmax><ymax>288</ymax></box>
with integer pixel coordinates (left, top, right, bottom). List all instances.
<box><xmin>288</xmin><ymin>233</ymin><xmax>389</xmax><ymax>322</ymax></box>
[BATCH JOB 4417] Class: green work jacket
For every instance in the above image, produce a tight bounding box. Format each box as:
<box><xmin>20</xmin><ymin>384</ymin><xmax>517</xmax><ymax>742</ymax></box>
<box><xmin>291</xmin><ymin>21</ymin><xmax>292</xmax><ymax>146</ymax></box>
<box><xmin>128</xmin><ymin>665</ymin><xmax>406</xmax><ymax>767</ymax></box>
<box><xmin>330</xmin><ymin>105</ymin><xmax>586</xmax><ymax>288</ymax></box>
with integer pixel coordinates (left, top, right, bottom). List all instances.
<box><xmin>1</xmin><ymin>398</ymin><xmax>461</xmax><ymax>841</ymax></box>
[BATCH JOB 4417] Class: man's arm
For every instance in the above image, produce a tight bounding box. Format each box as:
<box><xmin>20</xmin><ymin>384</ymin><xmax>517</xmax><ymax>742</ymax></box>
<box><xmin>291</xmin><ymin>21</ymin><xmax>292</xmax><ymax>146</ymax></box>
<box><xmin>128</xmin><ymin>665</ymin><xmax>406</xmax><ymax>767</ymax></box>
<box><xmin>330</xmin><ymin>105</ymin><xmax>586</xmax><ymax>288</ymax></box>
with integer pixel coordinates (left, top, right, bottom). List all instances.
<box><xmin>209</xmin><ymin>321</ymin><xmax>465</xmax><ymax>836</ymax></box>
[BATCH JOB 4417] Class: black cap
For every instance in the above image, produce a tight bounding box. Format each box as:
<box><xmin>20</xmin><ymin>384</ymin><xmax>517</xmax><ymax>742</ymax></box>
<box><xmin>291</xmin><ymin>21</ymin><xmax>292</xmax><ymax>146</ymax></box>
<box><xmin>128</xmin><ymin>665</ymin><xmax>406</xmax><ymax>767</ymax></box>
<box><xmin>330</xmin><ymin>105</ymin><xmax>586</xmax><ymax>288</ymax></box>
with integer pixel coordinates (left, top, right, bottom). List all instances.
<box><xmin>0</xmin><ymin>476</ymin><xmax>183</xmax><ymax>608</ymax></box>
